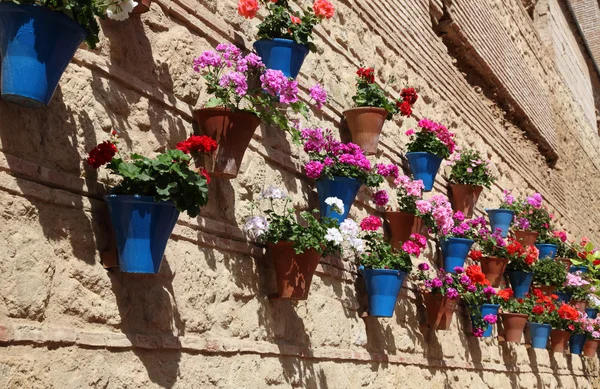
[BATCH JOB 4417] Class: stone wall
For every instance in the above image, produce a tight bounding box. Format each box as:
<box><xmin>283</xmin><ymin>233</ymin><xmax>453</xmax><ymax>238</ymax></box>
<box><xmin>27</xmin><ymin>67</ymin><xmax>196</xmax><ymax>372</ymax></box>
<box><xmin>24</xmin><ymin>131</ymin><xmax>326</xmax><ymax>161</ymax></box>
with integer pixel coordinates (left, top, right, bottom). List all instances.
<box><xmin>1</xmin><ymin>0</ymin><xmax>600</xmax><ymax>388</ymax></box>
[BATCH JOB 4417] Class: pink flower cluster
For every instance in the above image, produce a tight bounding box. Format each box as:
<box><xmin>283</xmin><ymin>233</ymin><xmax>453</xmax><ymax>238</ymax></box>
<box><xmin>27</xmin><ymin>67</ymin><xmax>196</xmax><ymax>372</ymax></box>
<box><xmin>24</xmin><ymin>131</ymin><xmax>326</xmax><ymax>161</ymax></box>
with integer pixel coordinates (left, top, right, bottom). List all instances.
<box><xmin>526</xmin><ymin>193</ymin><xmax>543</xmax><ymax>209</ymax></box>
<box><xmin>416</xmin><ymin>194</ymin><xmax>454</xmax><ymax>235</ymax></box>
<box><xmin>565</xmin><ymin>272</ymin><xmax>589</xmax><ymax>287</ymax></box>
<box><xmin>376</xmin><ymin>163</ymin><xmax>399</xmax><ymax>179</ymax></box>
<box><xmin>416</xmin><ymin>118</ymin><xmax>456</xmax><ymax>154</ymax></box>
<box><xmin>360</xmin><ymin>216</ymin><xmax>382</xmax><ymax>231</ymax></box>
<box><xmin>395</xmin><ymin>175</ymin><xmax>424</xmax><ymax>197</ymax></box>
<box><xmin>503</xmin><ymin>190</ymin><xmax>515</xmax><ymax>205</ymax></box>
<box><xmin>372</xmin><ymin>190</ymin><xmax>389</xmax><ymax>207</ymax></box>
<box><xmin>402</xmin><ymin>233</ymin><xmax>427</xmax><ymax>257</ymax></box>
<box><xmin>260</xmin><ymin>69</ymin><xmax>300</xmax><ymax>104</ymax></box>
<box><xmin>553</xmin><ymin>230</ymin><xmax>567</xmax><ymax>243</ymax></box>
<box><xmin>309</xmin><ymin>83</ymin><xmax>328</xmax><ymax>109</ymax></box>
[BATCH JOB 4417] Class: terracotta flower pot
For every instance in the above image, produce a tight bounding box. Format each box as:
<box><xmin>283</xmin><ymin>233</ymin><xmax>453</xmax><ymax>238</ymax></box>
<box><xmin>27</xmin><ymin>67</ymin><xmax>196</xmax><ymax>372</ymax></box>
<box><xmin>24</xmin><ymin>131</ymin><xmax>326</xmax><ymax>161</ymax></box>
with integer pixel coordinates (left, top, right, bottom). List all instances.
<box><xmin>556</xmin><ymin>257</ymin><xmax>572</xmax><ymax>271</ymax></box>
<box><xmin>450</xmin><ymin>184</ymin><xmax>483</xmax><ymax>219</ymax></box>
<box><xmin>424</xmin><ymin>293</ymin><xmax>460</xmax><ymax>330</ymax></box>
<box><xmin>385</xmin><ymin>211</ymin><xmax>425</xmax><ymax>250</ymax></box>
<box><xmin>571</xmin><ymin>300</ymin><xmax>586</xmax><ymax>313</ymax></box>
<box><xmin>479</xmin><ymin>256</ymin><xmax>508</xmax><ymax>287</ymax></box>
<box><xmin>343</xmin><ymin>107</ymin><xmax>388</xmax><ymax>155</ymax></box>
<box><xmin>501</xmin><ymin>312</ymin><xmax>528</xmax><ymax>343</ymax></box>
<box><xmin>133</xmin><ymin>0</ymin><xmax>152</xmax><ymax>13</ymax></box>
<box><xmin>268</xmin><ymin>242</ymin><xmax>321</xmax><ymax>300</ymax></box>
<box><xmin>550</xmin><ymin>329</ymin><xmax>571</xmax><ymax>353</ymax></box>
<box><xmin>536</xmin><ymin>285</ymin><xmax>555</xmax><ymax>295</ymax></box>
<box><xmin>583</xmin><ymin>339</ymin><xmax>599</xmax><ymax>358</ymax></box>
<box><xmin>193</xmin><ymin>108</ymin><xmax>261</xmax><ymax>179</ymax></box>
<box><xmin>514</xmin><ymin>230</ymin><xmax>539</xmax><ymax>247</ymax></box>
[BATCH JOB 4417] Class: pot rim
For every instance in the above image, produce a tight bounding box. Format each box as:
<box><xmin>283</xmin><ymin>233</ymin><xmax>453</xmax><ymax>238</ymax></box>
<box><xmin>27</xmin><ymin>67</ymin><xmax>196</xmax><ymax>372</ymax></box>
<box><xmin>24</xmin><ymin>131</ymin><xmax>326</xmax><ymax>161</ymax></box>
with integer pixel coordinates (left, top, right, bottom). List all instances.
<box><xmin>360</xmin><ymin>267</ymin><xmax>407</xmax><ymax>276</ymax></box>
<box><xmin>343</xmin><ymin>106</ymin><xmax>388</xmax><ymax>115</ymax></box>
<box><xmin>500</xmin><ymin>312</ymin><xmax>529</xmax><ymax>318</ymax></box>
<box><xmin>104</xmin><ymin>194</ymin><xmax>175</xmax><ymax>206</ymax></box>
<box><xmin>253</xmin><ymin>37</ymin><xmax>309</xmax><ymax>49</ymax></box>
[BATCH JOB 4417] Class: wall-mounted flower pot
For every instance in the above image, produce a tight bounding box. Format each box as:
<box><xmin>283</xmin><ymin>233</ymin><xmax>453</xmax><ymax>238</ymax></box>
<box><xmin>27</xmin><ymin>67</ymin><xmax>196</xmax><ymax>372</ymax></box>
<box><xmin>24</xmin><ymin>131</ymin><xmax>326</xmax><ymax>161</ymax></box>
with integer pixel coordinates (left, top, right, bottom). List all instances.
<box><xmin>529</xmin><ymin>322</ymin><xmax>551</xmax><ymax>349</ymax></box>
<box><xmin>570</xmin><ymin>265</ymin><xmax>588</xmax><ymax>274</ymax></box>
<box><xmin>535</xmin><ymin>244</ymin><xmax>558</xmax><ymax>260</ymax></box>
<box><xmin>550</xmin><ymin>329</ymin><xmax>570</xmax><ymax>353</ymax></box>
<box><xmin>406</xmin><ymin>152</ymin><xmax>442</xmax><ymax>192</ymax></box>
<box><xmin>253</xmin><ymin>38</ymin><xmax>309</xmax><ymax>79</ymax></box>
<box><xmin>479</xmin><ymin>256</ymin><xmax>508</xmax><ymax>288</ymax></box>
<box><xmin>440</xmin><ymin>237</ymin><xmax>474</xmax><ymax>273</ymax></box>
<box><xmin>193</xmin><ymin>108</ymin><xmax>261</xmax><ymax>179</ymax></box>
<box><xmin>555</xmin><ymin>291</ymin><xmax>572</xmax><ymax>303</ymax></box>
<box><xmin>450</xmin><ymin>184</ymin><xmax>483</xmax><ymax>219</ymax></box>
<box><xmin>556</xmin><ymin>257</ymin><xmax>572</xmax><ymax>271</ymax></box>
<box><xmin>316</xmin><ymin>176</ymin><xmax>362</xmax><ymax>224</ymax></box>
<box><xmin>501</xmin><ymin>313</ymin><xmax>528</xmax><ymax>343</ymax></box>
<box><xmin>133</xmin><ymin>0</ymin><xmax>152</xmax><ymax>13</ymax></box>
<box><xmin>470</xmin><ymin>303</ymin><xmax>500</xmax><ymax>338</ymax></box>
<box><xmin>424</xmin><ymin>293</ymin><xmax>460</xmax><ymax>330</ymax></box>
<box><xmin>570</xmin><ymin>333</ymin><xmax>587</xmax><ymax>355</ymax></box>
<box><xmin>506</xmin><ymin>270</ymin><xmax>533</xmax><ymax>298</ymax></box>
<box><xmin>105</xmin><ymin>195</ymin><xmax>180</xmax><ymax>274</ymax></box>
<box><xmin>0</xmin><ymin>3</ymin><xmax>86</xmax><ymax>108</ymax></box>
<box><xmin>536</xmin><ymin>285</ymin><xmax>555</xmax><ymax>296</ymax></box>
<box><xmin>586</xmin><ymin>307</ymin><xmax>598</xmax><ymax>319</ymax></box>
<box><xmin>583</xmin><ymin>339</ymin><xmax>599</xmax><ymax>358</ymax></box>
<box><xmin>485</xmin><ymin>209</ymin><xmax>514</xmax><ymax>238</ymax></box>
<box><xmin>268</xmin><ymin>242</ymin><xmax>321</xmax><ymax>300</ymax></box>
<box><xmin>343</xmin><ymin>107</ymin><xmax>387</xmax><ymax>155</ymax></box>
<box><xmin>571</xmin><ymin>300</ymin><xmax>586</xmax><ymax>313</ymax></box>
<box><xmin>385</xmin><ymin>211</ymin><xmax>425</xmax><ymax>250</ymax></box>
<box><xmin>361</xmin><ymin>268</ymin><xmax>407</xmax><ymax>317</ymax></box>
<box><xmin>514</xmin><ymin>230</ymin><xmax>539</xmax><ymax>247</ymax></box>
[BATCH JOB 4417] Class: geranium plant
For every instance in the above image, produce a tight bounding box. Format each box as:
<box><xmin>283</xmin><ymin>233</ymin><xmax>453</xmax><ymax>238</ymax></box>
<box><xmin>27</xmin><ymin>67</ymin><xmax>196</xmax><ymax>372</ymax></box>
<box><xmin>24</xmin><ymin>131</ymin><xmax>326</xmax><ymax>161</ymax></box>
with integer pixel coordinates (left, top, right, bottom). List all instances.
<box><xmin>86</xmin><ymin>132</ymin><xmax>213</xmax><ymax>217</ymax></box>
<box><xmin>583</xmin><ymin>317</ymin><xmax>600</xmax><ymax>340</ymax></box>
<box><xmin>571</xmin><ymin>240</ymin><xmax>600</xmax><ymax>273</ymax></box>
<box><xmin>504</xmin><ymin>238</ymin><xmax>540</xmax><ymax>272</ymax></box>
<box><xmin>392</xmin><ymin>175</ymin><xmax>425</xmax><ymax>214</ymax></box>
<box><xmin>405</xmin><ymin>118</ymin><xmax>456</xmax><ymax>159</ymax></box>
<box><xmin>238</xmin><ymin>0</ymin><xmax>335</xmax><ymax>51</ymax></box>
<box><xmin>532</xmin><ymin>259</ymin><xmax>567</xmax><ymax>288</ymax></box>
<box><xmin>526</xmin><ymin>288</ymin><xmax>558</xmax><ymax>325</ymax></box>
<box><xmin>555</xmin><ymin>232</ymin><xmax>578</xmax><ymax>259</ymax></box>
<box><xmin>496</xmin><ymin>289</ymin><xmax>531</xmax><ymax>315</ymax></box>
<box><xmin>351</xmin><ymin>67</ymin><xmax>418</xmax><ymax>119</ymax></box>
<box><xmin>557</xmin><ymin>272</ymin><xmax>591</xmax><ymax>301</ymax></box>
<box><xmin>446</xmin><ymin>149</ymin><xmax>495</xmax><ymax>188</ymax></box>
<box><xmin>548</xmin><ymin>303</ymin><xmax>581</xmax><ymax>331</ymax></box>
<box><xmin>414</xmin><ymin>194</ymin><xmax>454</xmax><ymax>235</ymax></box>
<box><xmin>504</xmin><ymin>192</ymin><xmax>552</xmax><ymax>234</ymax></box>
<box><xmin>2</xmin><ymin>0</ymin><xmax>138</xmax><ymax>48</ymax></box>
<box><xmin>193</xmin><ymin>44</ymin><xmax>326</xmax><ymax>141</ymax></box>
<box><xmin>472</xmin><ymin>227</ymin><xmax>507</xmax><ymax>258</ymax></box>
<box><xmin>460</xmin><ymin>265</ymin><xmax>500</xmax><ymax>337</ymax></box>
<box><xmin>439</xmin><ymin>213</ymin><xmax>487</xmax><ymax>240</ymax></box>
<box><xmin>415</xmin><ymin>263</ymin><xmax>466</xmax><ymax>299</ymax></box>
<box><xmin>244</xmin><ymin>188</ymin><xmax>341</xmax><ymax>255</ymax></box>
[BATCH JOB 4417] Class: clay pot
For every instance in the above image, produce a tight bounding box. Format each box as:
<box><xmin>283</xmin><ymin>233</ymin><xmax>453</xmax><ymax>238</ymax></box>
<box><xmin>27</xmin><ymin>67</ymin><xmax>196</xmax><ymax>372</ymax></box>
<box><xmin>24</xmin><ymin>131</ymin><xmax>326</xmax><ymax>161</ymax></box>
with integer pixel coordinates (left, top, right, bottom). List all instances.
<box><xmin>536</xmin><ymin>285</ymin><xmax>555</xmax><ymax>295</ymax></box>
<box><xmin>583</xmin><ymin>339</ymin><xmax>599</xmax><ymax>358</ymax></box>
<box><xmin>385</xmin><ymin>211</ymin><xmax>425</xmax><ymax>250</ymax></box>
<box><xmin>479</xmin><ymin>256</ymin><xmax>508</xmax><ymax>288</ymax></box>
<box><xmin>514</xmin><ymin>230</ymin><xmax>539</xmax><ymax>247</ymax></box>
<box><xmin>133</xmin><ymin>0</ymin><xmax>152</xmax><ymax>13</ymax></box>
<box><xmin>423</xmin><ymin>293</ymin><xmax>460</xmax><ymax>330</ymax></box>
<box><xmin>343</xmin><ymin>107</ymin><xmax>388</xmax><ymax>154</ymax></box>
<box><xmin>550</xmin><ymin>329</ymin><xmax>571</xmax><ymax>353</ymax></box>
<box><xmin>556</xmin><ymin>257</ymin><xmax>572</xmax><ymax>271</ymax></box>
<box><xmin>268</xmin><ymin>242</ymin><xmax>322</xmax><ymax>300</ymax></box>
<box><xmin>450</xmin><ymin>184</ymin><xmax>483</xmax><ymax>219</ymax></box>
<box><xmin>571</xmin><ymin>300</ymin><xmax>586</xmax><ymax>313</ymax></box>
<box><xmin>193</xmin><ymin>108</ymin><xmax>261</xmax><ymax>179</ymax></box>
<box><xmin>501</xmin><ymin>312</ymin><xmax>528</xmax><ymax>343</ymax></box>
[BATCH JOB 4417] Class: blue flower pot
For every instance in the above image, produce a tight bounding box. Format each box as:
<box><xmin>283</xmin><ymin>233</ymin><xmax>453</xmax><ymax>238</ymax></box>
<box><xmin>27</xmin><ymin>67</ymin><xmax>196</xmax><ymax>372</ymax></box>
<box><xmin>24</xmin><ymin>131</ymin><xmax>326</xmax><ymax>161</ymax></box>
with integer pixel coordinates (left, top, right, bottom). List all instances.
<box><xmin>529</xmin><ymin>322</ymin><xmax>552</xmax><ymax>349</ymax></box>
<box><xmin>570</xmin><ymin>333</ymin><xmax>587</xmax><ymax>355</ymax></box>
<box><xmin>570</xmin><ymin>266</ymin><xmax>589</xmax><ymax>274</ymax></box>
<box><xmin>316</xmin><ymin>176</ymin><xmax>362</xmax><ymax>224</ymax></box>
<box><xmin>485</xmin><ymin>209</ymin><xmax>514</xmax><ymax>238</ymax></box>
<box><xmin>535</xmin><ymin>244</ymin><xmax>558</xmax><ymax>260</ymax></box>
<box><xmin>0</xmin><ymin>3</ymin><xmax>87</xmax><ymax>107</ymax></box>
<box><xmin>105</xmin><ymin>195</ymin><xmax>180</xmax><ymax>274</ymax></box>
<box><xmin>440</xmin><ymin>237</ymin><xmax>474</xmax><ymax>273</ymax></box>
<box><xmin>471</xmin><ymin>303</ymin><xmax>500</xmax><ymax>338</ymax></box>
<box><xmin>555</xmin><ymin>291</ymin><xmax>573</xmax><ymax>303</ymax></box>
<box><xmin>253</xmin><ymin>38</ymin><xmax>309</xmax><ymax>79</ymax></box>
<box><xmin>406</xmin><ymin>152</ymin><xmax>443</xmax><ymax>192</ymax></box>
<box><xmin>586</xmin><ymin>308</ymin><xmax>599</xmax><ymax>319</ymax></box>
<box><xmin>507</xmin><ymin>270</ymin><xmax>533</xmax><ymax>298</ymax></box>
<box><xmin>361</xmin><ymin>268</ymin><xmax>407</xmax><ymax>317</ymax></box>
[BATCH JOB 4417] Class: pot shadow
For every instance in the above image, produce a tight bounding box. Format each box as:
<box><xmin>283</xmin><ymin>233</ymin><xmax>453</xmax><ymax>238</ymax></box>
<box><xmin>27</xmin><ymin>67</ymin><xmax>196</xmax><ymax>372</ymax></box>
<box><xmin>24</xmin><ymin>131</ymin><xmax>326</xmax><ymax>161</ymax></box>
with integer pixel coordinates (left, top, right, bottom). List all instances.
<box><xmin>548</xmin><ymin>353</ymin><xmax>566</xmax><ymax>388</ymax></box>
<box><xmin>107</xmin><ymin>259</ymin><xmax>183</xmax><ymax>388</ymax></box>
<box><xmin>525</xmin><ymin>347</ymin><xmax>545</xmax><ymax>388</ymax></box>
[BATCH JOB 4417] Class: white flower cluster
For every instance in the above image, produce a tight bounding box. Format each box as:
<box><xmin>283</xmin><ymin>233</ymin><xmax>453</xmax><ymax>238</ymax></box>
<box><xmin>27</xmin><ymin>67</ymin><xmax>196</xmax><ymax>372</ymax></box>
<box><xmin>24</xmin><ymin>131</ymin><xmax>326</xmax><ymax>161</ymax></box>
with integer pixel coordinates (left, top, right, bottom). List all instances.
<box><xmin>325</xmin><ymin>197</ymin><xmax>345</xmax><ymax>216</ymax></box>
<box><xmin>323</xmin><ymin>204</ymin><xmax>365</xmax><ymax>254</ymax></box>
<box><xmin>244</xmin><ymin>216</ymin><xmax>269</xmax><ymax>238</ymax></box>
<box><xmin>107</xmin><ymin>0</ymin><xmax>138</xmax><ymax>21</ymax></box>
<box><xmin>258</xmin><ymin>186</ymin><xmax>288</xmax><ymax>200</ymax></box>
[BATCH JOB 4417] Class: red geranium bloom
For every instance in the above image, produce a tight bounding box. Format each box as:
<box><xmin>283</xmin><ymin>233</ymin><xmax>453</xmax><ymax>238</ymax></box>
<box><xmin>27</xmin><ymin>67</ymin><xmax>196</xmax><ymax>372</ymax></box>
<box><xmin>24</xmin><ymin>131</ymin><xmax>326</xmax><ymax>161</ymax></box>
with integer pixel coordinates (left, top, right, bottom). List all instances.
<box><xmin>400</xmin><ymin>87</ymin><xmax>419</xmax><ymax>105</ymax></box>
<box><xmin>469</xmin><ymin>250</ymin><xmax>483</xmax><ymax>261</ymax></box>
<box><xmin>466</xmin><ymin>265</ymin><xmax>487</xmax><ymax>285</ymax></box>
<box><xmin>594</xmin><ymin>260</ymin><xmax>600</xmax><ymax>266</ymax></box>
<box><xmin>532</xmin><ymin>305</ymin><xmax>544</xmax><ymax>315</ymax></box>
<box><xmin>497</xmin><ymin>289</ymin><xmax>514</xmax><ymax>301</ymax></box>
<box><xmin>507</xmin><ymin>240</ymin><xmax>523</xmax><ymax>255</ymax></box>
<box><xmin>177</xmin><ymin>135</ymin><xmax>217</xmax><ymax>155</ymax></box>
<box><xmin>397</xmin><ymin>100</ymin><xmax>412</xmax><ymax>117</ymax></box>
<box><xmin>356</xmin><ymin>67</ymin><xmax>375</xmax><ymax>83</ymax></box>
<box><xmin>87</xmin><ymin>141</ymin><xmax>118</xmax><ymax>169</ymax></box>
<box><xmin>558</xmin><ymin>304</ymin><xmax>579</xmax><ymax>321</ymax></box>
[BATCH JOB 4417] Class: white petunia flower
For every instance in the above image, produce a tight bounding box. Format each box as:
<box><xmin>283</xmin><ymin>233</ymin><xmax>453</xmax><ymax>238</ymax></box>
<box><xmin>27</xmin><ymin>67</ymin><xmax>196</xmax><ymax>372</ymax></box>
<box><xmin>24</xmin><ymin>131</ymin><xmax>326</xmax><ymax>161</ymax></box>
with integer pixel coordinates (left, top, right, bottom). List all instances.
<box><xmin>324</xmin><ymin>197</ymin><xmax>345</xmax><ymax>216</ymax></box>
<box><xmin>107</xmin><ymin>0</ymin><xmax>138</xmax><ymax>21</ymax></box>
<box><xmin>339</xmin><ymin>219</ymin><xmax>359</xmax><ymax>239</ymax></box>
<box><xmin>324</xmin><ymin>228</ymin><xmax>344</xmax><ymax>245</ymax></box>
<box><xmin>243</xmin><ymin>216</ymin><xmax>269</xmax><ymax>238</ymax></box>
<box><xmin>258</xmin><ymin>186</ymin><xmax>287</xmax><ymax>200</ymax></box>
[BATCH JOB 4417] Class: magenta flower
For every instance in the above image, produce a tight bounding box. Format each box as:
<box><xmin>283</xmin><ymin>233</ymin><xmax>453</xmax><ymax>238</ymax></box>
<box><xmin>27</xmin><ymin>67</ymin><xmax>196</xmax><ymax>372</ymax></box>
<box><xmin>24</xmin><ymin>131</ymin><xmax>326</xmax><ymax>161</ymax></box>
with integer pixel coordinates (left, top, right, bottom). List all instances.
<box><xmin>405</xmin><ymin>129</ymin><xmax>415</xmax><ymax>136</ymax></box>
<box><xmin>402</xmin><ymin>240</ymin><xmax>421</xmax><ymax>256</ymax></box>
<box><xmin>301</xmin><ymin>127</ymin><xmax>326</xmax><ymax>153</ymax></box>
<box><xmin>193</xmin><ymin>50</ymin><xmax>222</xmax><ymax>71</ymax></box>
<box><xmin>215</xmin><ymin>43</ymin><xmax>241</xmax><ymax>66</ymax></box>
<box><xmin>309</xmin><ymin>83</ymin><xmax>327</xmax><ymax>109</ymax></box>
<box><xmin>260</xmin><ymin>69</ymin><xmax>288</xmax><ymax>96</ymax></box>
<box><xmin>473</xmin><ymin>328</ymin><xmax>485</xmax><ymax>337</ymax></box>
<box><xmin>446</xmin><ymin>287</ymin><xmax>459</xmax><ymax>299</ymax></box>
<box><xmin>483</xmin><ymin>314</ymin><xmax>497</xmax><ymax>324</ymax></box>
<box><xmin>526</xmin><ymin>193</ymin><xmax>543</xmax><ymax>209</ymax></box>
<box><xmin>305</xmin><ymin>161</ymin><xmax>324</xmax><ymax>179</ymax></box>
<box><xmin>373</xmin><ymin>190</ymin><xmax>389</xmax><ymax>207</ymax></box>
<box><xmin>467</xmin><ymin>284</ymin><xmax>477</xmax><ymax>292</ymax></box>
<box><xmin>431</xmin><ymin>278</ymin><xmax>443</xmax><ymax>288</ymax></box>
<box><xmin>236</xmin><ymin>53</ymin><xmax>264</xmax><ymax>72</ymax></box>
<box><xmin>483</xmin><ymin>286</ymin><xmax>496</xmax><ymax>297</ymax></box>
<box><xmin>219</xmin><ymin>71</ymin><xmax>248</xmax><ymax>96</ymax></box>
<box><xmin>418</xmin><ymin>263</ymin><xmax>430</xmax><ymax>271</ymax></box>
<box><xmin>453</xmin><ymin>211</ymin><xmax>465</xmax><ymax>221</ymax></box>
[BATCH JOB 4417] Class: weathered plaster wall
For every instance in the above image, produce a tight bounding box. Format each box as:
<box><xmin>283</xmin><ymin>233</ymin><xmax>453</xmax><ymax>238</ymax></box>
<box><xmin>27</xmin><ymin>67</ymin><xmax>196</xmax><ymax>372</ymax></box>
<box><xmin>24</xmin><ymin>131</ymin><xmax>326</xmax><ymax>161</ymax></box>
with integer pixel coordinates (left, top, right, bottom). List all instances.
<box><xmin>1</xmin><ymin>0</ymin><xmax>600</xmax><ymax>388</ymax></box>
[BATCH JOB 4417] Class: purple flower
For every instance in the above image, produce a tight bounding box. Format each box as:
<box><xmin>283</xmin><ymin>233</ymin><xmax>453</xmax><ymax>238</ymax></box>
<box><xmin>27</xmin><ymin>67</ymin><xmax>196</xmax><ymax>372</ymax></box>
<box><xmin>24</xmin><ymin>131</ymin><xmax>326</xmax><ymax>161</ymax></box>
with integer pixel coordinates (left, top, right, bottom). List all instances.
<box><xmin>503</xmin><ymin>190</ymin><xmax>515</xmax><ymax>205</ymax></box>
<box><xmin>236</xmin><ymin>53</ymin><xmax>264</xmax><ymax>72</ymax></box>
<box><xmin>424</xmin><ymin>280</ymin><xmax>433</xmax><ymax>288</ymax></box>
<box><xmin>459</xmin><ymin>275</ymin><xmax>471</xmax><ymax>285</ymax></box>
<box><xmin>467</xmin><ymin>284</ymin><xmax>477</xmax><ymax>292</ymax></box>
<box><xmin>309</xmin><ymin>83</ymin><xmax>327</xmax><ymax>109</ymax></box>
<box><xmin>219</xmin><ymin>71</ymin><xmax>248</xmax><ymax>96</ymax></box>
<box><xmin>373</xmin><ymin>190</ymin><xmax>389</xmax><ymax>207</ymax></box>
<box><xmin>323</xmin><ymin>157</ymin><xmax>334</xmax><ymax>166</ymax></box>
<box><xmin>376</xmin><ymin>163</ymin><xmax>399</xmax><ymax>179</ymax></box>
<box><xmin>215</xmin><ymin>43</ymin><xmax>241</xmax><ymax>66</ymax></box>
<box><xmin>454</xmin><ymin>266</ymin><xmax>465</xmax><ymax>274</ymax></box>
<box><xmin>453</xmin><ymin>211</ymin><xmax>465</xmax><ymax>221</ymax></box>
<box><xmin>418</xmin><ymin>263</ymin><xmax>430</xmax><ymax>271</ymax></box>
<box><xmin>527</xmin><ymin>193</ymin><xmax>543</xmax><ymax>209</ymax></box>
<box><xmin>517</xmin><ymin>218</ymin><xmax>530</xmax><ymax>230</ymax></box>
<box><xmin>301</xmin><ymin>128</ymin><xmax>326</xmax><ymax>153</ymax></box>
<box><xmin>445</xmin><ymin>274</ymin><xmax>454</xmax><ymax>285</ymax></box>
<box><xmin>305</xmin><ymin>161</ymin><xmax>324</xmax><ymax>179</ymax></box>
<box><xmin>483</xmin><ymin>314</ymin><xmax>497</xmax><ymax>324</ymax></box>
<box><xmin>446</xmin><ymin>287</ymin><xmax>459</xmax><ymax>299</ymax></box>
<box><xmin>260</xmin><ymin>69</ymin><xmax>288</xmax><ymax>96</ymax></box>
<box><xmin>193</xmin><ymin>50</ymin><xmax>222</xmax><ymax>71</ymax></box>
<box><xmin>473</xmin><ymin>328</ymin><xmax>485</xmax><ymax>337</ymax></box>
<box><xmin>483</xmin><ymin>286</ymin><xmax>496</xmax><ymax>297</ymax></box>
<box><xmin>432</xmin><ymin>278</ymin><xmax>443</xmax><ymax>288</ymax></box>
<box><xmin>279</xmin><ymin>79</ymin><xmax>299</xmax><ymax>104</ymax></box>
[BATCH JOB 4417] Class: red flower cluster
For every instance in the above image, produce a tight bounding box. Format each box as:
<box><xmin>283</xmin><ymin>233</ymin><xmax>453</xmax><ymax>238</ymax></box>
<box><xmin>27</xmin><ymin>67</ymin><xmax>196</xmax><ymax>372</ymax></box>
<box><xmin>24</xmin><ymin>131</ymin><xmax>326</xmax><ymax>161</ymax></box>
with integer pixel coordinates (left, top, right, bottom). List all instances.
<box><xmin>507</xmin><ymin>239</ymin><xmax>523</xmax><ymax>255</ymax></box>
<box><xmin>466</xmin><ymin>265</ymin><xmax>489</xmax><ymax>285</ymax></box>
<box><xmin>177</xmin><ymin>135</ymin><xmax>217</xmax><ymax>155</ymax></box>
<box><xmin>558</xmin><ymin>303</ymin><xmax>579</xmax><ymax>321</ymax></box>
<box><xmin>87</xmin><ymin>141</ymin><xmax>118</xmax><ymax>169</ymax></box>
<box><xmin>524</xmin><ymin>245</ymin><xmax>539</xmax><ymax>266</ymax></box>
<box><xmin>594</xmin><ymin>259</ymin><xmax>600</xmax><ymax>266</ymax></box>
<box><xmin>469</xmin><ymin>250</ymin><xmax>483</xmax><ymax>261</ymax></box>
<box><xmin>396</xmin><ymin>87</ymin><xmax>419</xmax><ymax>117</ymax></box>
<box><xmin>531</xmin><ymin>288</ymin><xmax>556</xmax><ymax>313</ymax></box>
<box><xmin>313</xmin><ymin>0</ymin><xmax>335</xmax><ymax>19</ymax></box>
<box><xmin>356</xmin><ymin>67</ymin><xmax>375</xmax><ymax>83</ymax></box>
<box><xmin>532</xmin><ymin>305</ymin><xmax>544</xmax><ymax>315</ymax></box>
<box><xmin>497</xmin><ymin>288</ymin><xmax>514</xmax><ymax>301</ymax></box>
